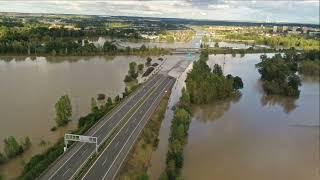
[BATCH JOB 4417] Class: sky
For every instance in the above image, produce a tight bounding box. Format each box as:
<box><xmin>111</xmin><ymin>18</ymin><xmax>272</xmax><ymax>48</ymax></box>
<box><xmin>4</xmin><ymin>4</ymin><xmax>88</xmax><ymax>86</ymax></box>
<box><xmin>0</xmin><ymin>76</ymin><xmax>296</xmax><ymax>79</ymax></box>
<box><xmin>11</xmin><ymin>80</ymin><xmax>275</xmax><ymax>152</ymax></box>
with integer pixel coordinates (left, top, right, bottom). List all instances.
<box><xmin>0</xmin><ymin>0</ymin><xmax>319</xmax><ymax>24</ymax></box>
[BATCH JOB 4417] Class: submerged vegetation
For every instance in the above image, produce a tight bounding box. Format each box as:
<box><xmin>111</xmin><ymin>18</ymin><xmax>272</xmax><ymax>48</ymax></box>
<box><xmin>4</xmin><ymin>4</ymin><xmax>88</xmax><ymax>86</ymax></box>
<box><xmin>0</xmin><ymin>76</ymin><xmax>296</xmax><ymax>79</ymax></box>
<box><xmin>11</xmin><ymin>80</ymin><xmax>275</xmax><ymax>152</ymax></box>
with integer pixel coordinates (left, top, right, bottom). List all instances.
<box><xmin>298</xmin><ymin>60</ymin><xmax>320</xmax><ymax>77</ymax></box>
<box><xmin>256</xmin><ymin>49</ymin><xmax>319</xmax><ymax>97</ymax></box>
<box><xmin>0</xmin><ymin>136</ymin><xmax>31</xmax><ymax>165</ymax></box>
<box><xmin>256</xmin><ymin>53</ymin><xmax>301</xmax><ymax>97</ymax></box>
<box><xmin>160</xmin><ymin>88</ymin><xmax>192</xmax><ymax>180</ymax></box>
<box><xmin>186</xmin><ymin>50</ymin><xmax>244</xmax><ymax>104</ymax></box>
<box><xmin>54</xmin><ymin>95</ymin><xmax>72</xmax><ymax>127</ymax></box>
<box><xmin>124</xmin><ymin>61</ymin><xmax>139</xmax><ymax>83</ymax></box>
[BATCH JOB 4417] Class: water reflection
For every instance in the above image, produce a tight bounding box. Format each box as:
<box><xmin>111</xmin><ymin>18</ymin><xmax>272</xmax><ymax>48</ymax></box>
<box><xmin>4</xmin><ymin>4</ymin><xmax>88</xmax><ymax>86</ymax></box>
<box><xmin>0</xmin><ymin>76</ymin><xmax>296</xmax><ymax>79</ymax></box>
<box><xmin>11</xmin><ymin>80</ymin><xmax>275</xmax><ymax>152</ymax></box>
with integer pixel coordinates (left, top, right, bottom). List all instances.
<box><xmin>260</xmin><ymin>94</ymin><xmax>297</xmax><ymax>114</ymax></box>
<box><xmin>183</xmin><ymin>53</ymin><xmax>320</xmax><ymax>180</ymax></box>
<box><xmin>192</xmin><ymin>93</ymin><xmax>242</xmax><ymax>122</ymax></box>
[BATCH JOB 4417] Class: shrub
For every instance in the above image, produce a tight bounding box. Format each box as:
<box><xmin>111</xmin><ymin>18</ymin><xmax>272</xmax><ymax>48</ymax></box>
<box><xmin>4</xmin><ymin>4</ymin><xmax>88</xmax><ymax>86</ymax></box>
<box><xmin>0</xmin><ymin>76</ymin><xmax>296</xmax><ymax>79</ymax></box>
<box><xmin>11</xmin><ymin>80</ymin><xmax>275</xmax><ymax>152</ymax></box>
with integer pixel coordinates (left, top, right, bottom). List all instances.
<box><xmin>3</xmin><ymin>136</ymin><xmax>23</xmax><ymax>158</ymax></box>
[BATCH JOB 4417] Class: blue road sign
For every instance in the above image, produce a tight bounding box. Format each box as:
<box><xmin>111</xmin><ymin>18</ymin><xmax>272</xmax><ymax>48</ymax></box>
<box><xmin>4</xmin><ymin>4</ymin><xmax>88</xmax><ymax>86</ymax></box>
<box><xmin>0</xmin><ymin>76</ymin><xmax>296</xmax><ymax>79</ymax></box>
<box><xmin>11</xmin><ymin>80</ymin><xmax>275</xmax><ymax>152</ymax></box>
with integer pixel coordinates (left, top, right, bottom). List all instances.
<box><xmin>187</xmin><ymin>52</ymin><xmax>192</xmax><ymax>60</ymax></box>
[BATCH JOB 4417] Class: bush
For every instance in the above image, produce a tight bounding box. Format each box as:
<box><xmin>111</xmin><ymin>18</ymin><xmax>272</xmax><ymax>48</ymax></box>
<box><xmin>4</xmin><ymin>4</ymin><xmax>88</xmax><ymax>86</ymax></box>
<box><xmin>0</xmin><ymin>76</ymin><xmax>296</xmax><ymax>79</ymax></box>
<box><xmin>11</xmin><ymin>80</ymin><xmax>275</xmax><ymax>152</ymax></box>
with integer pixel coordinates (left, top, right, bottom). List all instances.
<box><xmin>50</xmin><ymin>126</ymin><xmax>57</xmax><ymax>131</ymax></box>
<box><xmin>22</xmin><ymin>136</ymin><xmax>32</xmax><ymax>150</ymax></box>
<box><xmin>142</xmin><ymin>67</ymin><xmax>154</xmax><ymax>77</ymax></box>
<box><xmin>146</xmin><ymin>57</ymin><xmax>152</xmax><ymax>66</ymax></box>
<box><xmin>97</xmin><ymin>93</ymin><xmax>106</xmax><ymax>101</ymax></box>
<box><xmin>124</xmin><ymin>75</ymin><xmax>133</xmax><ymax>82</ymax></box>
<box><xmin>3</xmin><ymin>136</ymin><xmax>24</xmax><ymax>158</ymax></box>
<box><xmin>138</xmin><ymin>63</ymin><xmax>144</xmax><ymax>72</ymax></box>
<box><xmin>0</xmin><ymin>152</ymin><xmax>6</xmax><ymax>164</ymax></box>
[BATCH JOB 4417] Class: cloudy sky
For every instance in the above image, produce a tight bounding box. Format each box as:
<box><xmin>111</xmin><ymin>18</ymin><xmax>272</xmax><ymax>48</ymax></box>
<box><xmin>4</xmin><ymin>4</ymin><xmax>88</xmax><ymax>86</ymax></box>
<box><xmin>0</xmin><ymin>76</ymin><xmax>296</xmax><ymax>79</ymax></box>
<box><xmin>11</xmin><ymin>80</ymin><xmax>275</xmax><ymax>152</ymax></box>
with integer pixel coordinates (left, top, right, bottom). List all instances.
<box><xmin>0</xmin><ymin>0</ymin><xmax>319</xmax><ymax>24</ymax></box>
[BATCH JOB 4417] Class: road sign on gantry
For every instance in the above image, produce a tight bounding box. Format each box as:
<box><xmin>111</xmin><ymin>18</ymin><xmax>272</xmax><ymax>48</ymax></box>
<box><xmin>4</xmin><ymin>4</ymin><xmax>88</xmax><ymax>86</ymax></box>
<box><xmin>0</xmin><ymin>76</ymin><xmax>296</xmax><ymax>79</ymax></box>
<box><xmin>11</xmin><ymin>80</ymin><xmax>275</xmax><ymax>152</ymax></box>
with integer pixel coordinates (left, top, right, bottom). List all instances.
<box><xmin>64</xmin><ymin>133</ymin><xmax>98</xmax><ymax>153</ymax></box>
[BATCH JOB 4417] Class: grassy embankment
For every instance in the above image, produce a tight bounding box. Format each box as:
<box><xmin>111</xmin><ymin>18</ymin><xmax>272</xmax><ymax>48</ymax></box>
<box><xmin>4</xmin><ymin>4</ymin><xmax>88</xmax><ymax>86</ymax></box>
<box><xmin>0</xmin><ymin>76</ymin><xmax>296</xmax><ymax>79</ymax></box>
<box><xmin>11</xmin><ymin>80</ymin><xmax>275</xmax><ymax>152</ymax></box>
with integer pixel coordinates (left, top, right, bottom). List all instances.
<box><xmin>117</xmin><ymin>89</ymin><xmax>171</xmax><ymax>180</ymax></box>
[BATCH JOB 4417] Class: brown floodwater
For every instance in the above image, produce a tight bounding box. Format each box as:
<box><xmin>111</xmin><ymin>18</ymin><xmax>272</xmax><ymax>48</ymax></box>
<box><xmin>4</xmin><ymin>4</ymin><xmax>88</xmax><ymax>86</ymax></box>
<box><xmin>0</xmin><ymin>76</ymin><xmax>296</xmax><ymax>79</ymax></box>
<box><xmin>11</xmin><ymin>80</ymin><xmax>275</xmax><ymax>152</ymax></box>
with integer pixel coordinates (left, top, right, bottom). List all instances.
<box><xmin>182</xmin><ymin>54</ymin><xmax>320</xmax><ymax>180</ymax></box>
<box><xmin>0</xmin><ymin>55</ymin><xmax>168</xmax><ymax>179</ymax></box>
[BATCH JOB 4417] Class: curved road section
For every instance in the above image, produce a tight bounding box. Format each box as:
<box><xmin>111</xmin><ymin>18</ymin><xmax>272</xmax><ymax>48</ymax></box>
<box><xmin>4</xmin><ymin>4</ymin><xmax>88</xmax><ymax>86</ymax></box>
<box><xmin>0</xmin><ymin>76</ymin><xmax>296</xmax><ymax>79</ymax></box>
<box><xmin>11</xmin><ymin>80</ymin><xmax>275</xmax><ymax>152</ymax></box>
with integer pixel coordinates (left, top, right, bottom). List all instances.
<box><xmin>39</xmin><ymin>73</ymin><xmax>175</xmax><ymax>180</ymax></box>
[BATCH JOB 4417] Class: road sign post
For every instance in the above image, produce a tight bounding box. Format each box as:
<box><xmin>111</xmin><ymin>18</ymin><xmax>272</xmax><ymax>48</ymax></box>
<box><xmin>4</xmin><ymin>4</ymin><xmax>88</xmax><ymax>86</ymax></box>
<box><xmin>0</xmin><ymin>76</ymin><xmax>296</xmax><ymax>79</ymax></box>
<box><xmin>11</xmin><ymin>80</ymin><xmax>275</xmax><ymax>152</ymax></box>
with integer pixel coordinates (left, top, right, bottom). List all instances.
<box><xmin>64</xmin><ymin>133</ymin><xmax>98</xmax><ymax>153</ymax></box>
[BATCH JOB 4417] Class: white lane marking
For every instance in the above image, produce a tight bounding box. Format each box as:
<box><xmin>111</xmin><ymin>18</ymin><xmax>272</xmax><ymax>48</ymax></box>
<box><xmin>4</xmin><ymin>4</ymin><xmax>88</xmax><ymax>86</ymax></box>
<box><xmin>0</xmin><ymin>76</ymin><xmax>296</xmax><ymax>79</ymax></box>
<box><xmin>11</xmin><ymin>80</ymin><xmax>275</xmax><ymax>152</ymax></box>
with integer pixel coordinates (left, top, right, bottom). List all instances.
<box><xmin>81</xmin><ymin>149</ymin><xmax>88</xmax><ymax>156</ymax></box>
<box><xmin>78</xmin><ymin>77</ymin><xmax>168</xmax><ymax>180</ymax></box>
<box><xmin>125</xmin><ymin>128</ymin><xmax>130</xmax><ymax>134</ymax></box>
<box><xmin>81</xmin><ymin>78</ymin><xmax>169</xmax><ymax>180</ymax></box>
<box><xmin>104</xmin><ymin>79</ymin><xmax>173</xmax><ymax>180</ymax></box>
<box><xmin>48</xmin><ymin>75</ymin><xmax>162</xmax><ymax>180</ymax></box>
<box><xmin>62</xmin><ymin>168</ymin><xmax>70</xmax><ymax>177</ymax></box>
<box><xmin>115</xmin><ymin>141</ymin><xmax>120</xmax><ymax>148</ymax></box>
<box><xmin>102</xmin><ymin>156</ymin><xmax>108</xmax><ymax>166</ymax></box>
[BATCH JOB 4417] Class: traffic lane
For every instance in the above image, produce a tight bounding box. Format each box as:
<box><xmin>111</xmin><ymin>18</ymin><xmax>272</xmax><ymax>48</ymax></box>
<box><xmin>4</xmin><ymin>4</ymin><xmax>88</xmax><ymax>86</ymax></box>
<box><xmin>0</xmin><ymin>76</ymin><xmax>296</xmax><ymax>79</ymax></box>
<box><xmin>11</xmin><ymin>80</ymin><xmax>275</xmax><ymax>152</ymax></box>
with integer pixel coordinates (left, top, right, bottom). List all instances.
<box><xmin>94</xmin><ymin>75</ymin><xmax>166</xmax><ymax>142</ymax></box>
<box><xmin>84</xmin><ymin>78</ymin><xmax>173</xmax><ymax>180</ymax></box>
<box><xmin>105</xmin><ymin>78</ymin><xmax>175</xmax><ymax>180</ymax></box>
<box><xmin>47</xmin><ymin>75</ymin><xmax>167</xmax><ymax>180</ymax></box>
<box><xmin>40</xmin><ymin>74</ymin><xmax>163</xmax><ymax>180</ymax></box>
<box><xmin>81</xmin><ymin>77</ymin><xmax>173</xmax><ymax>180</ymax></box>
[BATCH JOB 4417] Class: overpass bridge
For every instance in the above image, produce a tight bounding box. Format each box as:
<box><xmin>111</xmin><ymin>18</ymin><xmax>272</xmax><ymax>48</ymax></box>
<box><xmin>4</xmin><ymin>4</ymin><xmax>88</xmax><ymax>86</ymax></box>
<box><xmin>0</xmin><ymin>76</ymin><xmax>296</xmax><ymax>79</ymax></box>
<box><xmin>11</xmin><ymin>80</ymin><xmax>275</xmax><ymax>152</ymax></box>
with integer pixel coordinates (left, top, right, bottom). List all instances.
<box><xmin>171</xmin><ymin>47</ymin><xmax>201</xmax><ymax>54</ymax></box>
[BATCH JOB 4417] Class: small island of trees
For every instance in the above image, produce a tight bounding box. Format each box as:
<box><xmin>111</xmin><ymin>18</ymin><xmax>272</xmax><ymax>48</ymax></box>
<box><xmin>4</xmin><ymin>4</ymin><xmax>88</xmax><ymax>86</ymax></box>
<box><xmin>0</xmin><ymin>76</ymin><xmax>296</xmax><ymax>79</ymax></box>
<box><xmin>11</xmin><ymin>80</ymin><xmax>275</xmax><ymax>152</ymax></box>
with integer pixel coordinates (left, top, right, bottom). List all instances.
<box><xmin>186</xmin><ymin>50</ymin><xmax>244</xmax><ymax>104</ymax></box>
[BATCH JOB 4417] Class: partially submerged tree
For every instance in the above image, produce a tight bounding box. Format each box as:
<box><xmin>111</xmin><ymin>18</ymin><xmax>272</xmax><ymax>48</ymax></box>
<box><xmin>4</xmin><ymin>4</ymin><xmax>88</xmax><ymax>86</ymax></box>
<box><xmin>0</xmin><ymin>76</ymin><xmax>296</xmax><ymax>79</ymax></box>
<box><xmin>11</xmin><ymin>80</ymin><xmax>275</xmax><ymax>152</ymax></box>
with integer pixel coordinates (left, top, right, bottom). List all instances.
<box><xmin>54</xmin><ymin>95</ymin><xmax>72</xmax><ymax>126</ymax></box>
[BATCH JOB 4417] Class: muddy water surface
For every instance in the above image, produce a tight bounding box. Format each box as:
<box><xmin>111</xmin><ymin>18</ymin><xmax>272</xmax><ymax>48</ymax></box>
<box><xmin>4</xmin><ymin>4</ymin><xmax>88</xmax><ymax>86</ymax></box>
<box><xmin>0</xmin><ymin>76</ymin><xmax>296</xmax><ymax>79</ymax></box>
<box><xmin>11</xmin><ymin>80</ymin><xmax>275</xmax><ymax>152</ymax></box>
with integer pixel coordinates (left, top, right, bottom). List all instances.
<box><xmin>182</xmin><ymin>54</ymin><xmax>320</xmax><ymax>180</ymax></box>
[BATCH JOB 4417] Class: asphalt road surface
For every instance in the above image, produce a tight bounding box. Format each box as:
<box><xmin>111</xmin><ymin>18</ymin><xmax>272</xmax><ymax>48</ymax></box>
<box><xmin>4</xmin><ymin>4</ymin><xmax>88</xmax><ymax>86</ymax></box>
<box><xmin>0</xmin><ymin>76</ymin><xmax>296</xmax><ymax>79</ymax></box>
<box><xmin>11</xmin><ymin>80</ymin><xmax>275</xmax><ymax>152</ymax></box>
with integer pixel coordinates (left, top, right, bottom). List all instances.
<box><xmin>81</xmin><ymin>75</ymin><xmax>175</xmax><ymax>180</ymax></box>
<box><xmin>39</xmin><ymin>73</ymin><xmax>171</xmax><ymax>180</ymax></box>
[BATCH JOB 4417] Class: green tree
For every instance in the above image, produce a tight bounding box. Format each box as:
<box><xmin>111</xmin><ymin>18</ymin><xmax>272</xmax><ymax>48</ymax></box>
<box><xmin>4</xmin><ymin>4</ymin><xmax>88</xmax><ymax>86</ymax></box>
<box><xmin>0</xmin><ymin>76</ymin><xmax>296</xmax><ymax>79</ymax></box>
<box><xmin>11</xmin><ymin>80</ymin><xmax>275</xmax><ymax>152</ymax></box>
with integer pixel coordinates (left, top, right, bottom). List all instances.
<box><xmin>179</xmin><ymin>87</ymin><xmax>191</xmax><ymax>113</ymax></box>
<box><xmin>138</xmin><ymin>63</ymin><xmax>144</xmax><ymax>72</ymax></box>
<box><xmin>4</xmin><ymin>136</ymin><xmax>23</xmax><ymax>158</ymax></box>
<box><xmin>54</xmin><ymin>95</ymin><xmax>72</xmax><ymax>126</ymax></box>
<box><xmin>114</xmin><ymin>95</ymin><xmax>120</xmax><ymax>103</ymax></box>
<box><xmin>233</xmin><ymin>76</ymin><xmax>244</xmax><ymax>90</ymax></box>
<box><xmin>185</xmin><ymin>51</ymin><xmax>241</xmax><ymax>104</ymax></box>
<box><xmin>22</xmin><ymin>136</ymin><xmax>31</xmax><ymax>150</ymax></box>
<box><xmin>140</xmin><ymin>44</ymin><xmax>147</xmax><ymax>51</ymax></box>
<box><xmin>91</xmin><ymin>97</ymin><xmax>98</xmax><ymax>113</ymax></box>
<box><xmin>137</xmin><ymin>173</ymin><xmax>149</xmax><ymax>180</ymax></box>
<box><xmin>256</xmin><ymin>53</ymin><xmax>301</xmax><ymax>97</ymax></box>
<box><xmin>107</xmin><ymin>97</ymin><xmax>113</xmax><ymax>106</ymax></box>
<box><xmin>128</xmin><ymin>61</ymin><xmax>138</xmax><ymax>79</ymax></box>
<box><xmin>146</xmin><ymin>57</ymin><xmax>152</xmax><ymax>66</ymax></box>
<box><xmin>214</xmin><ymin>42</ymin><xmax>219</xmax><ymax>48</ymax></box>
<box><xmin>0</xmin><ymin>152</ymin><xmax>6</xmax><ymax>164</ymax></box>
<box><xmin>212</xmin><ymin>64</ymin><xmax>223</xmax><ymax>76</ymax></box>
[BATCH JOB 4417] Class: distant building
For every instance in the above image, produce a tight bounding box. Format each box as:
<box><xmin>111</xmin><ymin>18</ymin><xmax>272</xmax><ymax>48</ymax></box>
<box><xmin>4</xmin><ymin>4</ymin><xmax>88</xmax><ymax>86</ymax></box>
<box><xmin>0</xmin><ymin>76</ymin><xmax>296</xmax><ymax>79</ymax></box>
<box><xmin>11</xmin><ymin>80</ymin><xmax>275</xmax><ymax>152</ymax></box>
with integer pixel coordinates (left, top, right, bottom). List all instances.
<box><xmin>282</xmin><ymin>26</ymin><xmax>288</xmax><ymax>32</ymax></box>
<box><xmin>292</xmin><ymin>26</ymin><xmax>299</xmax><ymax>32</ymax></box>
<box><xmin>302</xmin><ymin>27</ymin><xmax>309</xmax><ymax>34</ymax></box>
<box><xmin>273</xmin><ymin>26</ymin><xmax>278</xmax><ymax>33</ymax></box>
<box><xmin>309</xmin><ymin>31</ymin><xmax>320</xmax><ymax>37</ymax></box>
<box><xmin>49</xmin><ymin>24</ymin><xmax>62</xmax><ymax>29</ymax></box>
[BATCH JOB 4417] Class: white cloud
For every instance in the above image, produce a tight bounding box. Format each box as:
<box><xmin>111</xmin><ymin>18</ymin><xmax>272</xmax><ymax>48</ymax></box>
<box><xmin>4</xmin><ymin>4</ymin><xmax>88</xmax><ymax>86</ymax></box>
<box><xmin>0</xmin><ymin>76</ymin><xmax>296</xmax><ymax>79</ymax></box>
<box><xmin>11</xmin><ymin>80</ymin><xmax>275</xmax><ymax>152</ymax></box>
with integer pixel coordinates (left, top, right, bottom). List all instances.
<box><xmin>0</xmin><ymin>0</ymin><xmax>318</xmax><ymax>24</ymax></box>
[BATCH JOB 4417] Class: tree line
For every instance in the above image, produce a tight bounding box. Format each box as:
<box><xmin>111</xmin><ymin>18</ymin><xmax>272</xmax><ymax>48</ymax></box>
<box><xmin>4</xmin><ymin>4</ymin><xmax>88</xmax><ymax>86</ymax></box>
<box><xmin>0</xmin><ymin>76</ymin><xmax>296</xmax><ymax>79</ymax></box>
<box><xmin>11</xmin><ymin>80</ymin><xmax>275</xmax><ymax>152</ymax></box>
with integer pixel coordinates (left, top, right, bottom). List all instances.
<box><xmin>160</xmin><ymin>88</ymin><xmax>192</xmax><ymax>180</ymax></box>
<box><xmin>0</xmin><ymin>33</ymin><xmax>170</xmax><ymax>56</ymax></box>
<box><xmin>223</xmin><ymin>32</ymin><xmax>319</xmax><ymax>50</ymax></box>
